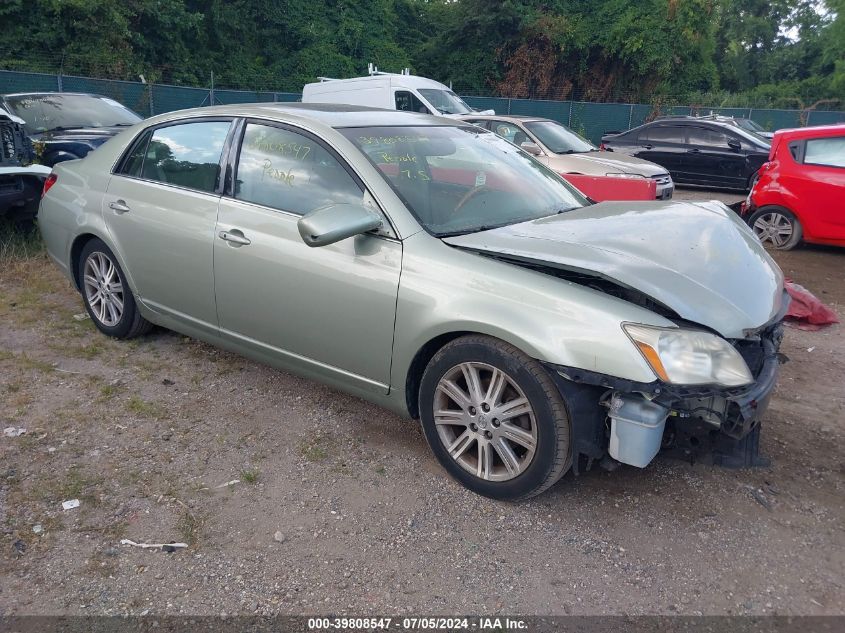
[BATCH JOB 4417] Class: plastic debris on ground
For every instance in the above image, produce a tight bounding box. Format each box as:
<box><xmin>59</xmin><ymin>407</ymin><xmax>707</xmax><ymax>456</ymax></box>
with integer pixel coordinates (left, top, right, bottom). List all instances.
<box><xmin>120</xmin><ymin>539</ymin><xmax>188</xmax><ymax>552</ymax></box>
<box><xmin>785</xmin><ymin>281</ymin><xmax>840</xmax><ymax>331</ymax></box>
<box><xmin>61</xmin><ymin>499</ymin><xmax>80</xmax><ymax>511</ymax></box>
<box><xmin>215</xmin><ymin>479</ymin><xmax>240</xmax><ymax>488</ymax></box>
<box><xmin>3</xmin><ymin>427</ymin><xmax>26</xmax><ymax>437</ymax></box>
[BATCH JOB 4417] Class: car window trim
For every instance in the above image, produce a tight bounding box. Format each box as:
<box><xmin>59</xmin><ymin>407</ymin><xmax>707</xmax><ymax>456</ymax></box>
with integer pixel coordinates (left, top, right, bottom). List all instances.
<box><xmin>110</xmin><ymin>116</ymin><xmax>236</xmax><ymax>195</ymax></box>
<box><xmin>225</xmin><ymin>117</ymin><xmax>399</xmax><ymax>239</ymax></box>
<box><xmin>787</xmin><ymin>139</ymin><xmax>806</xmax><ymax>164</ymax></box>
<box><xmin>114</xmin><ymin>128</ymin><xmax>153</xmax><ymax>177</ymax></box>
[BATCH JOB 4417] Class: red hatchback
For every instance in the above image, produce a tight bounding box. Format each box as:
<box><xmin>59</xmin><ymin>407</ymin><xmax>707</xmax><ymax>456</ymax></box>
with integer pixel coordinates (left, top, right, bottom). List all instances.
<box><xmin>743</xmin><ymin>124</ymin><xmax>845</xmax><ymax>250</ymax></box>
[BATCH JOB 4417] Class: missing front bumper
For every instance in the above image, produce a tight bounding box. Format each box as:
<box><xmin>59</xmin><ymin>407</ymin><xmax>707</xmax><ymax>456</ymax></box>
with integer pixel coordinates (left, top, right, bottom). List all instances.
<box><xmin>545</xmin><ymin>326</ymin><xmax>782</xmax><ymax>470</ymax></box>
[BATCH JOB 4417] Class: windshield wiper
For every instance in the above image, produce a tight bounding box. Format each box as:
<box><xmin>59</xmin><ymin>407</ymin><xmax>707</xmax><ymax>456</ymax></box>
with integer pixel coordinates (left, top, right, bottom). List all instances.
<box><xmin>437</xmin><ymin>223</ymin><xmax>511</xmax><ymax>238</ymax></box>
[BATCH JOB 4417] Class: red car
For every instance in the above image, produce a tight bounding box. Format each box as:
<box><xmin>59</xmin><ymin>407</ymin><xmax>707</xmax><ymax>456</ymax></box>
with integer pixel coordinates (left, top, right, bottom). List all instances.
<box><xmin>743</xmin><ymin>124</ymin><xmax>845</xmax><ymax>250</ymax></box>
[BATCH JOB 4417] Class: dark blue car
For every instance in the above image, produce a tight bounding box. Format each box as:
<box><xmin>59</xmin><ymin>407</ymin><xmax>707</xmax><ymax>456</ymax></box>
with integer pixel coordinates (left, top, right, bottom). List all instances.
<box><xmin>0</xmin><ymin>92</ymin><xmax>142</xmax><ymax>167</ymax></box>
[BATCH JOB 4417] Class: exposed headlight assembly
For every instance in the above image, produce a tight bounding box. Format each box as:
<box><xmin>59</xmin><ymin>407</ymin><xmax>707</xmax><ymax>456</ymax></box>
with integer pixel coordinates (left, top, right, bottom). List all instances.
<box><xmin>623</xmin><ymin>324</ymin><xmax>753</xmax><ymax>387</ymax></box>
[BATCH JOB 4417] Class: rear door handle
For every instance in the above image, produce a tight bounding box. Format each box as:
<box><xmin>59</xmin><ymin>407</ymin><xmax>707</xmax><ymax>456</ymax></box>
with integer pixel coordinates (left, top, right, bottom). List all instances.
<box><xmin>218</xmin><ymin>230</ymin><xmax>251</xmax><ymax>246</ymax></box>
<box><xmin>109</xmin><ymin>200</ymin><xmax>130</xmax><ymax>213</ymax></box>
<box><xmin>643</xmin><ymin>144</ymin><xmax>653</xmax><ymax>150</ymax></box>
<box><xmin>687</xmin><ymin>148</ymin><xmax>700</xmax><ymax>153</ymax></box>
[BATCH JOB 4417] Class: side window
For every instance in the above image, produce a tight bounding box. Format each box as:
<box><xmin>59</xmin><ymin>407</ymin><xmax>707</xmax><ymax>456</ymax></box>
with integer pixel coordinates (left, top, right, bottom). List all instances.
<box><xmin>491</xmin><ymin>122</ymin><xmax>521</xmax><ymax>143</ymax></box>
<box><xmin>119</xmin><ymin>130</ymin><xmax>152</xmax><ymax>177</ymax></box>
<box><xmin>395</xmin><ymin>91</ymin><xmax>429</xmax><ymax>114</ymax></box>
<box><xmin>465</xmin><ymin>120</ymin><xmax>490</xmax><ymax>130</ymax></box>
<box><xmin>788</xmin><ymin>141</ymin><xmax>805</xmax><ymax>162</ymax></box>
<box><xmin>234</xmin><ymin>123</ymin><xmax>363</xmax><ymax>215</ymax></box>
<box><xmin>140</xmin><ymin>121</ymin><xmax>231</xmax><ymax>193</ymax></box>
<box><xmin>804</xmin><ymin>137</ymin><xmax>845</xmax><ymax>168</ymax></box>
<box><xmin>687</xmin><ymin>126</ymin><xmax>731</xmax><ymax>148</ymax></box>
<box><xmin>641</xmin><ymin>126</ymin><xmax>684</xmax><ymax>143</ymax></box>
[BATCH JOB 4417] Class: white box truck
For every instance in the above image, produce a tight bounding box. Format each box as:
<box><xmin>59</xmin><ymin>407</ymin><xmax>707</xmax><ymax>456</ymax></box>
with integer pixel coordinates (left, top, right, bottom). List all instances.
<box><xmin>301</xmin><ymin>64</ymin><xmax>493</xmax><ymax>117</ymax></box>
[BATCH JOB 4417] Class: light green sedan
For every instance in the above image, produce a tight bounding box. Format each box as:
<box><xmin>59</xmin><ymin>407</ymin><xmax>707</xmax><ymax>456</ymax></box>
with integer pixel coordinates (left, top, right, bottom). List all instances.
<box><xmin>38</xmin><ymin>104</ymin><xmax>787</xmax><ymax>499</ymax></box>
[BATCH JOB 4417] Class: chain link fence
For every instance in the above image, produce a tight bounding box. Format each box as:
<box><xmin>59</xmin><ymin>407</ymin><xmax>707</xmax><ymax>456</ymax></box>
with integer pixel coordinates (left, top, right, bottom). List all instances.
<box><xmin>3</xmin><ymin>69</ymin><xmax>844</xmax><ymax>144</ymax></box>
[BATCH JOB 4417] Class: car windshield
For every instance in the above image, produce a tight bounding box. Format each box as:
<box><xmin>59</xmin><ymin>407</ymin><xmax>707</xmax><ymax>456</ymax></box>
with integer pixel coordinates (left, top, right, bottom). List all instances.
<box><xmin>724</xmin><ymin>123</ymin><xmax>771</xmax><ymax>148</ymax></box>
<box><xmin>523</xmin><ymin>120</ymin><xmax>596</xmax><ymax>153</ymax></box>
<box><xmin>4</xmin><ymin>94</ymin><xmax>141</xmax><ymax>134</ymax></box>
<box><xmin>417</xmin><ymin>89</ymin><xmax>473</xmax><ymax>115</ymax></box>
<box><xmin>737</xmin><ymin>118</ymin><xmax>767</xmax><ymax>134</ymax></box>
<box><xmin>341</xmin><ymin>125</ymin><xmax>587</xmax><ymax>237</ymax></box>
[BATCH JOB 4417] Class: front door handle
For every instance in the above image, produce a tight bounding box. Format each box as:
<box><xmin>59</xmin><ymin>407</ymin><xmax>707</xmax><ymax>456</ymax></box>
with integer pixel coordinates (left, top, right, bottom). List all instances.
<box><xmin>687</xmin><ymin>148</ymin><xmax>701</xmax><ymax>153</ymax></box>
<box><xmin>218</xmin><ymin>230</ymin><xmax>251</xmax><ymax>246</ymax></box>
<box><xmin>109</xmin><ymin>200</ymin><xmax>130</xmax><ymax>213</ymax></box>
<box><xmin>643</xmin><ymin>144</ymin><xmax>653</xmax><ymax>150</ymax></box>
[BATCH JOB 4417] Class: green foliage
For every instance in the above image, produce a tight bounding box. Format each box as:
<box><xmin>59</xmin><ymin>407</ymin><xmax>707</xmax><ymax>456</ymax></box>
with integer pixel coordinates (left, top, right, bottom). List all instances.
<box><xmin>0</xmin><ymin>0</ymin><xmax>841</xmax><ymax>105</ymax></box>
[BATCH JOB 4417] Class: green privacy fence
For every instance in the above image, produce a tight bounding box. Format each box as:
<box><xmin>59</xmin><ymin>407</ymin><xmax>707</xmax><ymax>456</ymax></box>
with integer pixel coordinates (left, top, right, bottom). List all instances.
<box><xmin>2</xmin><ymin>69</ymin><xmax>844</xmax><ymax>144</ymax></box>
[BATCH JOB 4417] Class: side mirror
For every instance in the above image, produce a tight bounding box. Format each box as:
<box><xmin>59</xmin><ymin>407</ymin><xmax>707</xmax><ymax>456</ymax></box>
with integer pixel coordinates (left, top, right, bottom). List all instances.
<box><xmin>727</xmin><ymin>139</ymin><xmax>742</xmax><ymax>152</ymax></box>
<box><xmin>520</xmin><ymin>141</ymin><xmax>542</xmax><ymax>156</ymax></box>
<box><xmin>297</xmin><ymin>203</ymin><xmax>383</xmax><ymax>248</ymax></box>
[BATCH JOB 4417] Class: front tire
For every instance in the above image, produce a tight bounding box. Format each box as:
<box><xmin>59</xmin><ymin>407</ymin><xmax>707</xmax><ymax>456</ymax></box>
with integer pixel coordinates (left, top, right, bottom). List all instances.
<box><xmin>419</xmin><ymin>335</ymin><xmax>571</xmax><ymax>500</ymax></box>
<box><xmin>78</xmin><ymin>239</ymin><xmax>152</xmax><ymax>339</ymax></box>
<box><xmin>748</xmin><ymin>206</ymin><xmax>802</xmax><ymax>250</ymax></box>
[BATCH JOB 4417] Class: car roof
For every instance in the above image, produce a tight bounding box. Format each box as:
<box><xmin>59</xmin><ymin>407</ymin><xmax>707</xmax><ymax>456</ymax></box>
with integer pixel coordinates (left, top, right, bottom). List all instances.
<box><xmin>646</xmin><ymin>118</ymin><xmax>733</xmax><ymax>129</ymax></box>
<box><xmin>656</xmin><ymin>114</ymin><xmax>748</xmax><ymax>122</ymax></box>
<box><xmin>1</xmin><ymin>92</ymin><xmax>107</xmax><ymax>99</ymax></box>
<box><xmin>144</xmin><ymin>102</ymin><xmax>465</xmax><ymax>128</ymax></box>
<box><xmin>773</xmin><ymin>124</ymin><xmax>845</xmax><ymax>141</ymax></box>
<box><xmin>462</xmin><ymin>114</ymin><xmax>548</xmax><ymax>123</ymax></box>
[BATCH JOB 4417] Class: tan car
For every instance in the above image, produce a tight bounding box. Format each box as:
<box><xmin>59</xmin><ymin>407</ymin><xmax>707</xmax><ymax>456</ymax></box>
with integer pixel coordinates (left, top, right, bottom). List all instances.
<box><xmin>38</xmin><ymin>104</ymin><xmax>784</xmax><ymax>500</ymax></box>
<box><xmin>464</xmin><ymin>115</ymin><xmax>674</xmax><ymax>199</ymax></box>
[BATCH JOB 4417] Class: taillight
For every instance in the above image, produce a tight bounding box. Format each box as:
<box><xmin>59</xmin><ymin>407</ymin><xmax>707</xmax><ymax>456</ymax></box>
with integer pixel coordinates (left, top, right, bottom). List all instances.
<box><xmin>42</xmin><ymin>173</ymin><xmax>57</xmax><ymax>198</ymax></box>
<box><xmin>599</xmin><ymin>142</ymin><xmax>607</xmax><ymax>151</ymax></box>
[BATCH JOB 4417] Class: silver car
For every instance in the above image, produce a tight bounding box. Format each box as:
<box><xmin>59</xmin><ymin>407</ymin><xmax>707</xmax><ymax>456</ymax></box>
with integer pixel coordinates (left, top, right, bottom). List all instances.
<box><xmin>39</xmin><ymin>104</ymin><xmax>786</xmax><ymax>499</ymax></box>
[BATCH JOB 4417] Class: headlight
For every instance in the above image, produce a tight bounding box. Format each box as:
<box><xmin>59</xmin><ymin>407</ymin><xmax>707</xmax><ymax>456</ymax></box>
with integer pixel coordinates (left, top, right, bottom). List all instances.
<box><xmin>605</xmin><ymin>172</ymin><xmax>645</xmax><ymax>179</ymax></box>
<box><xmin>623</xmin><ymin>324</ymin><xmax>753</xmax><ymax>386</ymax></box>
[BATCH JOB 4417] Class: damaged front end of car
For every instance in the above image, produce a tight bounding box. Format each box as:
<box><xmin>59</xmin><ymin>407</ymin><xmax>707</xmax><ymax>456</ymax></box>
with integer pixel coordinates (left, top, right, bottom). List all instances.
<box><xmin>1</xmin><ymin>106</ymin><xmax>50</xmax><ymax>220</ymax></box>
<box><xmin>546</xmin><ymin>301</ymin><xmax>786</xmax><ymax>472</ymax></box>
<box><xmin>443</xmin><ymin>200</ymin><xmax>789</xmax><ymax>472</ymax></box>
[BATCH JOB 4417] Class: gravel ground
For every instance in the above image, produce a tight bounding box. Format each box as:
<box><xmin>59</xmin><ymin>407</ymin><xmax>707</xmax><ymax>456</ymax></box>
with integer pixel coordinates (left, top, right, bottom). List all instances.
<box><xmin>1</xmin><ymin>192</ymin><xmax>843</xmax><ymax>617</ymax></box>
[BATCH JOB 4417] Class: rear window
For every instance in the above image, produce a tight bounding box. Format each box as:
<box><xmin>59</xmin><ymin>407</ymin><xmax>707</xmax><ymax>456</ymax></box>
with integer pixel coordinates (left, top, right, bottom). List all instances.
<box><xmin>139</xmin><ymin>121</ymin><xmax>232</xmax><ymax>193</ymax></box>
<box><xmin>804</xmin><ymin>137</ymin><xmax>845</xmax><ymax>168</ymax></box>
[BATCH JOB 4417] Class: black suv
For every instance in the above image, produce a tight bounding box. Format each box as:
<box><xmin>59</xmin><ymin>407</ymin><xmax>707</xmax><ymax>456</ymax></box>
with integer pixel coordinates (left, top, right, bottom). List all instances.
<box><xmin>601</xmin><ymin>119</ymin><xmax>771</xmax><ymax>190</ymax></box>
<box><xmin>0</xmin><ymin>92</ymin><xmax>142</xmax><ymax>167</ymax></box>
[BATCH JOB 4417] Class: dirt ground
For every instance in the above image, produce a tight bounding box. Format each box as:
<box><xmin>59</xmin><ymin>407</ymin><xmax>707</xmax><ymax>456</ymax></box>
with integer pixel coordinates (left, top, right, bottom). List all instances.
<box><xmin>1</xmin><ymin>190</ymin><xmax>843</xmax><ymax>617</ymax></box>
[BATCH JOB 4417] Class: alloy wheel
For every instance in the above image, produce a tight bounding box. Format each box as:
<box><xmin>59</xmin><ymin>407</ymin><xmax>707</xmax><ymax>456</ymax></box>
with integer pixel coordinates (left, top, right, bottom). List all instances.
<box><xmin>752</xmin><ymin>212</ymin><xmax>793</xmax><ymax>248</ymax></box>
<box><xmin>433</xmin><ymin>362</ymin><xmax>538</xmax><ymax>482</ymax></box>
<box><xmin>83</xmin><ymin>251</ymin><xmax>125</xmax><ymax>327</ymax></box>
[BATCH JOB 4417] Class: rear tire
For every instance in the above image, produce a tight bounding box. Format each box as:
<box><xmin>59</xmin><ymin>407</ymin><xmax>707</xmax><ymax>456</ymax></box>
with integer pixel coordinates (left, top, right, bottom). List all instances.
<box><xmin>78</xmin><ymin>239</ymin><xmax>152</xmax><ymax>339</ymax></box>
<box><xmin>748</xmin><ymin>206</ymin><xmax>802</xmax><ymax>250</ymax></box>
<box><xmin>419</xmin><ymin>335</ymin><xmax>571</xmax><ymax>500</ymax></box>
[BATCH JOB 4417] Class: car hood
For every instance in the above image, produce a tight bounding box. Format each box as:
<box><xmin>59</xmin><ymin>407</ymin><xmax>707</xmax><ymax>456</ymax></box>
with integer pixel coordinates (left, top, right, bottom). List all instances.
<box><xmin>34</xmin><ymin>126</ymin><xmax>127</xmax><ymax>144</ymax></box>
<box><xmin>551</xmin><ymin>151</ymin><xmax>668</xmax><ymax>177</ymax></box>
<box><xmin>442</xmin><ymin>200</ymin><xmax>785</xmax><ymax>338</ymax></box>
